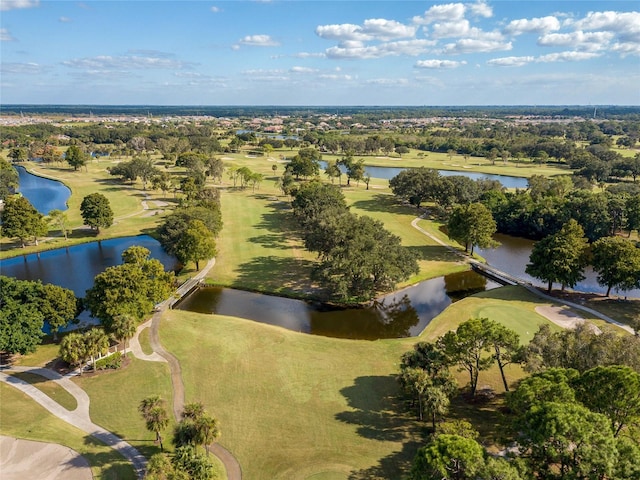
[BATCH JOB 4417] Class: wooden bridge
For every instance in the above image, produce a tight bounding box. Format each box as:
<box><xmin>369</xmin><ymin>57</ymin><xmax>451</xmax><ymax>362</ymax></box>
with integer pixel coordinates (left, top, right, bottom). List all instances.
<box><xmin>469</xmin><ymin>260</ymin><xmax>525</xmax><ymax>287</ymax></box>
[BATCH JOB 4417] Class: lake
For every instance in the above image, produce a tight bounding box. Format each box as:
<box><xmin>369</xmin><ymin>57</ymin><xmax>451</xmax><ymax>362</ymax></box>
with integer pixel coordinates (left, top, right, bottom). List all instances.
<box><xmin>14</xmin><ymin>165</ymin><xmax>71</xmax><ymax>214</ymax></box>
<box><xmin>318</xmin><ymin>161</ymin><xmax>529</xmax><ymax>189</ymax></box>
<box><xmin>476</xmin><ymin>233</ymin><xmax>640</xmax><ymax>298</ymax></box>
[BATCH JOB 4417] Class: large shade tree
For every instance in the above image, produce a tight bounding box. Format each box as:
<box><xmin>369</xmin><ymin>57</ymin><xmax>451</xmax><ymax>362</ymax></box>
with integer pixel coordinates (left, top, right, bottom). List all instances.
<box><xmin>1</xmin><ymin>195</ymin><xmax>48</xmax><ymax>247</ymax></box>
<box><xmin>80</xmin><ymin>193</ymin><xmax>114</xmax><ymax>233</ymax></box>
<box><xmin>446</xmin><ymin>202</ymin><xmax>498</xmax><ymax>255</ymax></box>
<box><xmin>85</xmin><ymin>246</ymin><xmax>174</xmax><ymax>328</ymax></box>
<box><xmin>591</xmin><ymin>236</ymin><xmax>640</xmax><ymax>296</ymax></box>
<box><xmin>525</xmin><ymin>219</ymin><xmax>589</xmax><ymax>292</ymax></box>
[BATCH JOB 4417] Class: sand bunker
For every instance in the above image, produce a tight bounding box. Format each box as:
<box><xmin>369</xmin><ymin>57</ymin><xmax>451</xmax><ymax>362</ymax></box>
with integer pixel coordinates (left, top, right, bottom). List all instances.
<box><xmin>0</xmin><ymin>436</ymin><xmax>92</xmax><ymax>480</ymax></box>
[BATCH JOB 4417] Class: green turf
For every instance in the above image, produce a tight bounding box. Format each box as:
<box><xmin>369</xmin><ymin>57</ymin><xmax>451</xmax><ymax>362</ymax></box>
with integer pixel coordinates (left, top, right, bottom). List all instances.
<box><xmin>9</xmin><ymin>372</ymin><xmax>78</xmax><ymax>411</ymax></box>
<box><xmin>0</xmin><ymin>383</ymin><xmax>136</xmax><ymax>479</ymax></box>
<box><xmin>73</xmin><ymin>356</ymin><xmax>175</xmax><ymax>459</ymax></box>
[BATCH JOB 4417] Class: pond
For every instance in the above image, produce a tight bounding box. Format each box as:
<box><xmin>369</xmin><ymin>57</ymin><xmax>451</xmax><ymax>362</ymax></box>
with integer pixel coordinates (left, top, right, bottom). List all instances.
<box><xmin>175</xmin><ymin>270</ymin><xmax>500</xmax><ymax>340</ymax></box>
<box><xmin>318</xmin><ymin>161</ymin><xmax>529</xmax><ymax>189</ymax></box>
<box><xmin>1</xmin><ymin>235</ymin><xmax>178</xmax><ymax>297</ymax></box>
<box><xmin>14</xmin><ymin>165</ymin><xmax>71</xmax><ymax>214</ymax></box>
<box><xmin>476</xmin><ymin>233</ymin><xmax>640</xmax><ymax>298</ymax></box>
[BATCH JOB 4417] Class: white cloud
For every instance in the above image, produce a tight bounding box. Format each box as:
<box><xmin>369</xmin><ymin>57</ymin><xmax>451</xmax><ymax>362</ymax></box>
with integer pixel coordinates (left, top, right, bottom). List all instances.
<box><xmin>59</xmin><ymin>16</ymin><xmax>72</xmax><ymax>23</ymax></box>
<box><xmin>538</xmin><ymin>31</ymin><xmax>614</xmax><ymax>51</ymax></box>
<box><xmin>325</xmin><ymin>39</ymin><xmax>435</xmax><ymax>59</ymax></box>
<box><xmin>537</xmin><ymin>51</ymin><xmax>601</xmax><ymax>62</ymax></box>
<box><xmin>443</xmin><ymin>38</ymin><xmax>512</xmax><ymax>54</ymax></box>
<box><xmin>316</xmin><ymin>24</ymin><xmax>369</xmax><ymax>42</ymax></box>
<box><xmin>290</xmin><ymin>66</ymin><xmax>318</xmax><ymax>74</ymax></box>
<box><xmin>210</xmin><ymin>6</ymin><xmax>221</xmax><ymax>13</ymax></box>
<box><xmin>365</xmin><ymin>78</ymin><xmax>410</xmax><ymax>86</ymax></box>
<box><xmin>362</xmin><ymin>19</ymin><xmax>417</xmax><ymax>40</ymax></box>
<box><xmin>236</xmin><ymin>34</ymin><xmax>279</xmax><ymax>47</ymax></box>
<box><xmin>573</xmin><ymin>11</ymin><xmax>640</xmax><ymax>36</ymax></box>
<box><xmin>62</xmin><ymin>54</ymin><xmax>194</xmax><ymax>70</ymax></box>
<box><xmin>292</xmin><ymin>52</ymin><xmax>326</xmax><ymax>59</ymax></box>
<box><xmin>503</xmin><ymin>16</ymin><xmax>561</xmax><ymax>36</ymax></box>
<box><xmin>467</xmin><ymin>1</ymin><xmax>492</xmax><ymax>18</ymax></box>
<box><xmin>316</xmin><ymin>19</ymin><xmax>416</xmax><ymax>42</ymax></box>
<box><xmin>0</xmin><ymin>28</ymin><xmax>16</xmax><ymax>41</ymax></box>
<box><xmin>0</xmin><ymin>0</ymin><xmax>39</xmax><ymax>11</ymax></box>
<box><xmin>1</xmin><ymin>62</ymin><xmax>44</xmax><ymax>74</ymax></box>
<box><xmin>487</xmin><ymin>56</ymin><xmax>535</xmax><ymax>67</ymax></box>
<box><xmin>318</xmin><ymin>73</ymin><xmax>354</xmax><ymax>81</ymax></box>
<box><xmin>415</xmin><ymin>59</ymin><xmax>467</xmax><ymax>68</ymax></box>
<box><xmin>611</xmin><ymin>42</ymin><xmax>640</xmax><ymax>57</ymax></box>
<box><xmin>431</xmin><ymin>20</ymin><xmax>471</xmax><ymax>38</ymax></box>
<box><xmin>413</xmin><ymin>3</ymin><xmax>466</xmax><ymax>25</ymax></box>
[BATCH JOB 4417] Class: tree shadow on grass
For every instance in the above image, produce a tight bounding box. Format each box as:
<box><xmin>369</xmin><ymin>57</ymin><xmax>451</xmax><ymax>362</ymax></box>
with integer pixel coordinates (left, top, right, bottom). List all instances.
<box><xmin>336</xmin><ymin>375</ymin><xmax>424</xmax><ymax>479</ymax></box>
<box><xmin>232</xmin><ymin>256</ymin><xmax>322</xmax><ymax>296</ymax></box>
<box><xmin>350</xmin><ymin>194</ymin><xmax>417</xmax><ymax>216</ymax></box>
<box><xmin>407</xmin><ymin>245</ymin><xmax>462</xmax><ymax>263</ymax></box>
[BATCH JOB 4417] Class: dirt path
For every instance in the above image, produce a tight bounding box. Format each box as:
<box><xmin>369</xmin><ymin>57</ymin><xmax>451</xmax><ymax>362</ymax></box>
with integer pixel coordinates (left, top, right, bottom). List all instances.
<box><xmin>136</xmin><ymin>257</ymin><xmax>243</xmax><ymax>480</ymax></box>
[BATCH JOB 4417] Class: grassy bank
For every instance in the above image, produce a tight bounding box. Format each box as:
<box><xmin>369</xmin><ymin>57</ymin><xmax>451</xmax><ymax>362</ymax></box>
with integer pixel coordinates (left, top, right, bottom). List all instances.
<box><xmin>159</xmin><ymin>286</ymin><xmax>572</xmax><ymax>480</ymax></box>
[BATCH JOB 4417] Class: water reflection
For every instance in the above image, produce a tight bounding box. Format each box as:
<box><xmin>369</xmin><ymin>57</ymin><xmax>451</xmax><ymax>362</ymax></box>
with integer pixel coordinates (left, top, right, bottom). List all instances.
<box><xmin>14</xmin><ymin>165</ymin><xmax>71</xmax><ymax>214</ymax></box>
<box><xmin>176</xmin><ymin>270</ymin><xmax>499</xmax><ymax>340</ymax></box>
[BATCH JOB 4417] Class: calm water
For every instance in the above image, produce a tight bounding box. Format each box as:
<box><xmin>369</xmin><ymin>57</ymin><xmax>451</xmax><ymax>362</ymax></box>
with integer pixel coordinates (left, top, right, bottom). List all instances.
<box><xmin>0</xmin><ymin>235</ymin><xmax>178</xmax><ymax>297</ymax></box>
<box><xmin>476</xmin><ymin>234</ymin><xmax>640</xmax><ymax>298</ymax></box>
<box><xmin>14</xmin><ymin>165</ymin><xmax>71</xmax><ymax>214</ymax></box>
<box><xmin>318</xmin><ymin>161</ymin><xmax>529</xmax><ymax>189</ymax></box>
<box><xmin>175</xmin><ymin>270</ymin><xmax>500</xmax><ymax>340</ymax></box>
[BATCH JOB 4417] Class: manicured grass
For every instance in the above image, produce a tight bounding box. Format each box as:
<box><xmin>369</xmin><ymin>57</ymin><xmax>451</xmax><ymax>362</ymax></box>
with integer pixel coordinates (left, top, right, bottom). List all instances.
<box><xmin>158</xmin><ymin>287</ymin><xmax>577</xmax><ymax>480</ymax></box>
<box><xmin>138</xmin><ymin>327</ymin><xmax>154</xmax><ymax>356</ymax></box>
<box><xmin>73</xmin><ymin>356</ymin><xmax>175</xmax><ymax>459</ymax></box>
<box><xmin>160</xmin><ymin>309</ymin><xmax>420</xmax><ymax>480</ymax></box>
<box><xmin>0</xmin><ymin>383</ymin><xmax>136</xmax><ymax>479</ymax></box>
<box><xmin>9</xmin><ymin>372</ymin><xmax>78</xmax><ymax>411</ymax></box>
<box><xmin>13</xmin><ymin>340</ymin><xmax>59</xmax><ymax>367</ymax></box>
<box><xmin>421</xmin><ymin>285</ymin><xmax>559</xmax><ymax>342</ymax></box>
<box><xmin>1</xmin><ymin>157</ymin><xmax>175</xmax><ymax>259</ymax></box>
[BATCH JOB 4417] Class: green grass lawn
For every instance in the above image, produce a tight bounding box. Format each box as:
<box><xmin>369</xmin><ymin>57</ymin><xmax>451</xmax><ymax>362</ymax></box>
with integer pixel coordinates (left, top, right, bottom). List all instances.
<box><xmin>157</xmin><ymin>286</ymin><xmax>576</xmax><ymax>480</ymax></box>
<box><xmin>1</xmin><ymin>157</ymin><xmax>176</xmax><ymax>259</ymax></box>
<box><xmin>0</xmin><ymin>383</ymin><xmax>136</xmax><ymax>479</ymax></box>
<box><xmin>8</xmin><ymin>372</ymin><xmax>77</xmax><ymax>410</ymax></box>
<box><xmin>73</xmin><ymin>356</ymin><xmax>175</xmax><ymax>459</ymax></box>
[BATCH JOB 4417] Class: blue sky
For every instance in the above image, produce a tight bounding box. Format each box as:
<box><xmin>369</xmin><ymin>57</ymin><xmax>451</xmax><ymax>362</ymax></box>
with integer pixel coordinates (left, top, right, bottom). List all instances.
<box><xmin>1</xmin><ymin>0</ymin><xmax>639</xmax><ymax>105</ymax></box>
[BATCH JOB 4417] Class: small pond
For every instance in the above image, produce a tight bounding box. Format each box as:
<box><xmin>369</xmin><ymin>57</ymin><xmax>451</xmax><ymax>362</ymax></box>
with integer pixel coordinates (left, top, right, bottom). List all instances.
<box><xmin>476</xmin><ymin>233</ymin><xmax>640</xmax><ymax>298</ymax></box>
<box><xmin>176</xmin><ymin>270</ymin><xmax>500</xmax><ymax>340</ymax></box>
<box><xmin>318</xmin><ymin>161</ymin><xmax>529</xmax><ymax>189</ymax></box>
<box><xmin>14</xmin><ymin>165</ymin><xmax>71</xmax><ymax>214</ymax></box>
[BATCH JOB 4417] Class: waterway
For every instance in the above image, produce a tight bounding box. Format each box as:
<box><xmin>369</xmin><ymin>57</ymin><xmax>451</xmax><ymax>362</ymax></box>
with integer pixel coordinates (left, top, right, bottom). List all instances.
<box><xmin>175</xmin><ymin>270</ymin><xmax>500</xmax><ymax>340</ymax></box>
<box><xmin>14</xmin><ymin>165</ymin><xmax>71</xmax><ymax>214</ymax></box>
<box><xmin>318</xmin><ymin>161</ymin><xmax>529</xmax><ymax>189</ymax></box>
<box><xmin>476</xmin><ymin>233</ymin><xmax>640</xmax><ymax>298</ymax></box>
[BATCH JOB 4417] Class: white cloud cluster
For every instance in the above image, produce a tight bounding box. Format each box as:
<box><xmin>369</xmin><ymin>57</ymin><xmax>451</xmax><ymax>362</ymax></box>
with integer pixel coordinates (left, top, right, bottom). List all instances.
<box><xmin>326</xmin><ymin>39</ymin><xmax>435</xmax><ymax>60</ymax></box>
<box><xmin>0</xmin><ymin>0</ymin><xmax>39</xmax><ymax>11</ymax></box>
<box><xmin>415</xmin><ymin>59</ymin><xmax>467</xmax><ymax>69</ymax></box>
<box><xmin>62</xmin><ymin>53</ymin><xmax>194</xmax><ymax>71</ymax></box>
<box><xmin>538</xmin><ymin>31</ymin><xmax>614</xmax><ymax>51</ymax></box>
<box><xmin>488</xmin><ymin>50</ymin><xmax>600</xmax><ymax>67</ymax></box>
<box><xmin>0</xmin><ymin>28</ymin><xmax>16</xmax><ymax>41</ymax></box>
<box><xmin>503</xmin><ymin>16</ymin><xmax>561</xmax><ymax>36</ymax></box>
<box><xmin>1</xmin><ymin>62</ymin><xmax>44</xmax><ymax>74</ymax></box>
<box><xmin>316</xmin><ymin>19</ymin><xmax>417</xmax><ymax>42</ymax></box>
<box><xmin>235</xmin><ymin>34</ymin><xmax>280</xmax><ymax>48</ymax></box>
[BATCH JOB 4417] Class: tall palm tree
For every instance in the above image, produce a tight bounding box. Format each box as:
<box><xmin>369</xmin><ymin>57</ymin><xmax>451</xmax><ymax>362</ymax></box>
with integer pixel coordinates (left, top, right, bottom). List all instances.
<box><xmin>111</xmin><ymin>314</ymin><xmax>137</xmax><ymax>355</ymax></box>
<box><xmin>139</xmin><ymin>396</ymin><xmax>169</xmax><ymax>451</ymax></box>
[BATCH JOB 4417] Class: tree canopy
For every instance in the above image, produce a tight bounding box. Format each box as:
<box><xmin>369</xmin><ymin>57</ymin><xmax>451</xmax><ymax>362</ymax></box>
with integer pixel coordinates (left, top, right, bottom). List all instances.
<box><xmin>80</xmin><ymin>193</ymin><xmax>113</xmax><ymax>233</ymax></box>
<box><xmin>1</xmin><ymin>195</ymin><xmax>48</xmax><ymax>247</ymax></box>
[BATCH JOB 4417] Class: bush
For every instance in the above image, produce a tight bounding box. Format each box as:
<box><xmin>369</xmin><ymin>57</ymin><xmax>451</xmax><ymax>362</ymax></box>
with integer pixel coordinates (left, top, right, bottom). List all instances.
<box><xmin>94</xmin><ymin>352</ymin><xmax>122</xmax><ymax>370</ymax></box>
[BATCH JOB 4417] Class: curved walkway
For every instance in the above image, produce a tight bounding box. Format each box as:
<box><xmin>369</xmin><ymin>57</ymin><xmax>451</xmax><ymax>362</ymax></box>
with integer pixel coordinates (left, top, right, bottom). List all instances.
<box><xmin>410</xmin><ymin>214</ymin><xmax>634</xmax><ymax>333</ymax></box>
<box><xmin>132</xmin><ymin>258</ymin><xmax>243</xmax><ymax>480</ymax></box>
<box><xmin>0</xmin><ymin>366</ymin><xmax>146</xmax><ymax>479</ymax></box>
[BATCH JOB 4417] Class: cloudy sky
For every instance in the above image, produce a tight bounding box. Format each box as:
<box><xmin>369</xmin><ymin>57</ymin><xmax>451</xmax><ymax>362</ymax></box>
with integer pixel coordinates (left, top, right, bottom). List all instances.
<box><xmin>1</xmin><ymin>0</ymin><xmax>639</xmax><ymax>105</ymax></box>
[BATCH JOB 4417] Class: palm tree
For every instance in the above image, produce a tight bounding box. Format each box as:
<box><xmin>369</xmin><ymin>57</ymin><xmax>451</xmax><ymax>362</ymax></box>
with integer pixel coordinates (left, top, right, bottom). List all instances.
<box><xmin>111</xmin><ymin>314</ymin><xmax>137</xmax><ymax>355</ymax></box>
<box><xmin>139</xmin><ymin>395</ymin><xmax>169</xmax><ymax>451</ymax></box>
<box><xmin>194</xmin><ymin>414</ymin><xmax>221</xmax><ymax>456</ymax></box>
<box><xmin>85</xmin><ymin>327</ymin><xmax>109</xmax><ymax>371</ymax></box>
